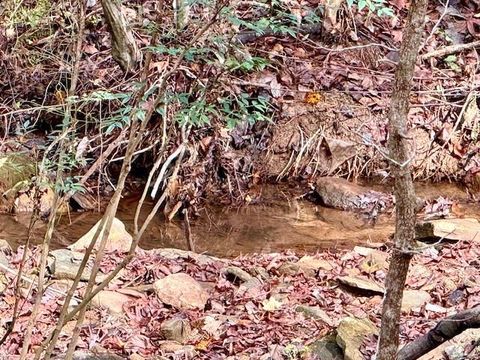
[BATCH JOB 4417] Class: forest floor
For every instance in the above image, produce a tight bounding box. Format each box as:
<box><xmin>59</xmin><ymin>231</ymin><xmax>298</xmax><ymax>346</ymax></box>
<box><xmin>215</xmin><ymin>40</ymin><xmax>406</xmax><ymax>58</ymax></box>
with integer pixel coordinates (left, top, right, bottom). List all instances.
<box><xmin>0</xmin><ymin>235</ymin><xmax>479</xmax><ymax>359</ymax></box>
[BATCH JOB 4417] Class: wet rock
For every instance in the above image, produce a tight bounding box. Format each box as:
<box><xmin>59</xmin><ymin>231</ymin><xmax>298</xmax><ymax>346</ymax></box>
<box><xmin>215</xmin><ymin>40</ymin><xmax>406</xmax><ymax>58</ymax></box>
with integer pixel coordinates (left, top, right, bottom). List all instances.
<box><xmin>158</xmin><ymin>340</ymin><xmax>197</xmax><ymax>358</ymax></box>
<box><xmin>315</xmin><ymin>177</ymin><xmax>390</xmax><ymax>210</ymax></box>
<box><xmin>306</xmin><ymin>334</ymin><xmax>344</xmax><ymax>360</ymax></box>
<box><xmin>401</xmin><ymin>290</ymin><xmax>431</xmax><ymax>312</ymax></box>
<box><xmin>295</xmin><ymin>305</ymin><xmax>334</xmax><ymax>326</ymax></box>
<box><xmin>161</xmin><ymin>318</ymin><xmax>192</xmax><ymax>344</ymax></box>
<box><xmin>91</xmin><ymin>290</ymin><xmax>132</xmax><ymax>315</ymax></box>
<box><xmin>338</xmin><ymin>275</ymin><xmax>384</xmax><ymax>295</ymax></box>
<box><xmin>71</xmin><ymin>191</ymin><xmax>98</xmax><ymax>211</ymax></box>
<box><xmin>223</xmin><ymin>266</ymin><xmax>252</xmax><ymax>283</ymax></box>
<box><xmin>69</xmin><ymin>217</ymin><xmax>133</xmax><ymax>253</ymax></box>
<box><xmin>416</xmin><ymin>218</ymin><xmax>480</xmax><ymax>242</ymax></box>
<box><xmin>154</xmin><ymin>273</ymin><xmax>209</xmax><ymax>310</ymax></box>
<box><xmin>336</xmin><ymin>317</ymin><xmax>378</xmax><ymax>360</ymax></box>
<box><xmin>49</xmin><ymin>248</ymin><xmax>92</xmax><ymax>281</ymax></box>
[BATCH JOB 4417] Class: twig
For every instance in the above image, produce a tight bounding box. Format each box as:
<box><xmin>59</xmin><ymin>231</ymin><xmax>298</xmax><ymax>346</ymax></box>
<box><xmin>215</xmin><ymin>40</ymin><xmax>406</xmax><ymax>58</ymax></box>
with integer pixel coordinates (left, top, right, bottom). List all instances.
<box><xmin>421</xmin><ymin>40</ymin><xmax>480</xmax><ymax>60</ymax></box>
<box><xmin>420</xmin><ymin>0</ymin><xmax>450</xmax><ymax>53</ymax></box>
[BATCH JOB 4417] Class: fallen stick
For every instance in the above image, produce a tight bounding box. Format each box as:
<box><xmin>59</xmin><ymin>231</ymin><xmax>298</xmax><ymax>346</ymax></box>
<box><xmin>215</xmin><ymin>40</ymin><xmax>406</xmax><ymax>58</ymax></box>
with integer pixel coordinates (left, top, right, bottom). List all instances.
<box><xmin>421</xmin><ymin>40</ymin><xmax>480</xmax><ymax>60</ymax></box>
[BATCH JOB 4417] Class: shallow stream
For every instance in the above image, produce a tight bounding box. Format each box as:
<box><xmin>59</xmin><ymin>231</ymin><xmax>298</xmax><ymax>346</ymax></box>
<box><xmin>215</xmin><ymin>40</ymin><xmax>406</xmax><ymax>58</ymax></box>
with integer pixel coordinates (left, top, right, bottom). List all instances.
<box><xmin>0</xmin><ymin>183</ymin><xmax>477</xmax><ymax>257</ymax></box>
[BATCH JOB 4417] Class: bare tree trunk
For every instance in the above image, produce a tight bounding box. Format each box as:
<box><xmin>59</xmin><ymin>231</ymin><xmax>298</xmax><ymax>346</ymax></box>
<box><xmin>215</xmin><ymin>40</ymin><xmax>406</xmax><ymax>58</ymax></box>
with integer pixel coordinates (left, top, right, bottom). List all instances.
<box><xmin>376</xmin><ymin>1</ymin><xmax>429</xmax><ymax>359</ymax></box>
<box><xmin>101</xmin><ymin>0</ymin><xmax>141</xmax><ymax>72</ymax></box>
<box><xmin>398</xmin><ymin>306</ymin><xmax>480</xmax><ymax>360</ymax></box>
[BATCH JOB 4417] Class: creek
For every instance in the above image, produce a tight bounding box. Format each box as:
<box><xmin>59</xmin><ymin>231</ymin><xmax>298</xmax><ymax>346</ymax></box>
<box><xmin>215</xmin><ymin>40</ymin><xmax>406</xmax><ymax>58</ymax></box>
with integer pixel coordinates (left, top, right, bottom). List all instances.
<box><xmin>0</xmin><ymin>182</ymin><xmax>476</xmax><ymax>257</ymax></box>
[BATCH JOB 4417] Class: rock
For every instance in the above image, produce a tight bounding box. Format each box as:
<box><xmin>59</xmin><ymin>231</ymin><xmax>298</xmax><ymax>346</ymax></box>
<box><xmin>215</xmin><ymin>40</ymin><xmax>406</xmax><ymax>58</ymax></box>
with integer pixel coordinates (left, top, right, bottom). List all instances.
<box><xmin>338</xmin><ymin>276</ymin><xmax>385</xmax><ymax>295</ymax></box>
<box><xmin>357</xmin><ymin>249</ymin><xmax>389</xmax><ymax>273</ymax></box>
<box><xmin>315</xmin><ymin>177</ymin><xmax>390</xmax><ymax>210</ymax></box>
<box><xmin>154</xmin><ymin>273</ymin><xmax>209</xmax><ymax>310</ymax></box>
<box><xmin>278</xmin><ymin>262</ymin><xmax>301</xmax><ymax>276</ymax></box>
<box><xmin>49</xmin><ymin>249</ymin><xmax>92</xmax><ymax>281</ymax></box>
<box><xmin>306</xmin><ymin>334</ymin><xmax>344</xmax><ymax>360</ymax></box>
<box><xmin>161</xmin><ymin>318</ymin><xmax>191</xmax><ymax>344</ymax></box>
<box><xmin>295</xmin><ymin>305</ymin><xmax>334</xmax><ymax>326</ymax></box>
<box><xmin>71</xmin><ymin>191</ymin><xmax>98</xmax><ymax>211</ymax></box>
<box><xmin>0</xmin><ymin>271</ymin><xmax>7</xmax><ymax>293</ymax></box>
<box><xmin>69</xmin><ymin>217</ymin><xmax>133</xmax><ymax>253</ymax></box>
<box><xmin>238</xmin><ymin>277</ymin><xmax>263</xmax><ymax>298</ymax></box>
<box><xmin>401</xmin><ymin>290</ymin><xmax>431</xmax><ymax>312</ymax></box>
<box><xmin>297</xmin><ymin>255</ymin><xmax>333</xmax><ymax>275</ymax></box>
<box><xmin>336</xmin><ymin>317</ymin><xmax>378</xmax><ymax>360</ymax></box>
<box><xmin>0</xmin><ymin>251</ymin><xmax>9</xmax><ymax>269</ymax></box>
<box><xmin>158</xmin><ymin>340</ymin><xmax>197</xmax><ymax>358</ymax></box>
<box><xmin>156</xmin><ymin>248</ymin><xmax>224</xmax><ymax>266</ymax></box>
<box><xmin>91</xmin><ymin>290</ymin><xmax>132</xmax><ymax>315</ymax></box>
<box><xmin>223</xmin><ymin>266</ymin><xmax>252</xmax><ymax>283</ymax></box>
<box><xmin>416</xmin><ymin>218</ymin><xmax>480</xmax><ymax>242</ymax></box>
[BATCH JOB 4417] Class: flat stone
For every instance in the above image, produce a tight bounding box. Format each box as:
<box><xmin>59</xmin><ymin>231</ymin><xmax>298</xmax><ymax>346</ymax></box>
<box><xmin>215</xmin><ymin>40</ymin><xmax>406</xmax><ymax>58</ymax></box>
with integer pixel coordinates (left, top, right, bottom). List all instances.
<box><xmin>156</xmin><ymin>248</ymin><xmax>224</xmax><ymax>266</ymax></box>
<box><xmin>50</xmin><ymin>249</ymin><xmax>92</xmax><ymax>281</ymax></box>
<box><xmin>296</xmin><ymin>255</ymin><xmax>333</xmax><ymax>276</ymax></box>
<box><xmin>401</xmin><ymin>290</ymin><xmax>431</xmax><ymax>312</ymax></box>
<box><xmin>295</xmin><ymin>305</ymin><xmax>334</xmax><ymax>326</ymax></box>
<box><xmin>338</xmin><ymin>276</ymin><xmax>384</xmax><ymax>295</ymax></box>
<box><xmin>161</xmin><ymin>318</ymin><xmax>191</xmax><ymax>344</ymax></box>
<box><xmin>336</xmin><ymin>317</ymin><xmax>378</xmax><ymax>360</ymax></box>
<box><xmin>69</xmin><ymin>217</ymin><xmax>133</xmax><ymax>253</ymax></box>
<box><xmin>91</xmin><ymin>290</ymin><xmax>132</xmax><ymax>315</ymax></box>
<box><xmin>154</xmin><ymin>273</ymin><xmax>209</xmax><ymax>310</ymax></box>
<box><xmin>416</xmin><ymin>218</ymin><xmax>480</xmax><ymax>242</ymax></box>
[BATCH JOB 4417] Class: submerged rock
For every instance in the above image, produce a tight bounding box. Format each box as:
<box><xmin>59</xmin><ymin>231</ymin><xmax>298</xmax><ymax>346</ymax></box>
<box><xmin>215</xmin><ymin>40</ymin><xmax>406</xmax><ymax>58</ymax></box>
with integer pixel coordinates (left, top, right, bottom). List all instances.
<box><xmin>154</xmin><ymin>273</ymin><xmax>209</xmax><ymax>310</ymax></box>
<box><xmin>336</xmin><ymin>317</ymin><xmax>378</xmax><ymax>360</ymax></box>
<box><xmin>69</xmin><ymin>217</ymin><xmax>133</xmax><ymax>253</ymax></box>
<box><xmin>315</xmin><ymin>177</ymin><xmax>391</xmax><ymax>211</ymax></box>
<box><xmin>416</xmin><ymin>218</ymin><xmax>480</xmax><ymax>242</ymax></box>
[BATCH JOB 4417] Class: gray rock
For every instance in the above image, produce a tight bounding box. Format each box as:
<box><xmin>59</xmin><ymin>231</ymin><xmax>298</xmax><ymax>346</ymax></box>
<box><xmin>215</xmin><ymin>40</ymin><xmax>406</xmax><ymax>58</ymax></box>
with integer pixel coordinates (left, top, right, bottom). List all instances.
<box><xmin>295</xmin><ymin>305</ymin><xmax>334</xmax><ymax>326</ymax></box>
<box><xmin>307</xmin><ymin>334</ymin><xmax>344</xmax><ymax>360</ymax></box>
<box><xmin>161</xmin><ymin>318</ymin><xmax>191</xmax><ymax>344</ymax></box>
<box><xmin>223</xmin><ymin>266</ymin><xmax>252</xmax><ymax>283</ymax></box>
<box><xmin>49</xmin><ymin>249</ymin><xmax>92</xmax><ymax>281</ymax></box>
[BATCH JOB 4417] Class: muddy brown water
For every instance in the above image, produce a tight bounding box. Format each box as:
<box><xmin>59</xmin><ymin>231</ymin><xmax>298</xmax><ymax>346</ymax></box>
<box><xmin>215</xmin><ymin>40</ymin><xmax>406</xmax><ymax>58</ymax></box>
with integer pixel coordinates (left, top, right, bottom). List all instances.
<box><xmin>0</xmin><ymin>183</ymin><xmax>477</xmax><ymax>257</ymax></box>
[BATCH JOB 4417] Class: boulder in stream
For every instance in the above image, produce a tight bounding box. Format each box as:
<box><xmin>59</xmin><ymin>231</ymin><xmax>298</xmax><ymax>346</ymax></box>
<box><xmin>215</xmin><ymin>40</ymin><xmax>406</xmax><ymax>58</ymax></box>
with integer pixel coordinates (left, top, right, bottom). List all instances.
<box><xmin>416</xmin><ymin>218</ymin><xmax>480</xmax><ymax>242</ymax></box>
<box><xmin>315</xmin><ymin>177</ymin><xmax>391</xmax><ymax>211</ymax></box>
<box><xmin>69</xmin><ymin>217</ymin><xmax>133</xmax><ymax>253</ymax></box>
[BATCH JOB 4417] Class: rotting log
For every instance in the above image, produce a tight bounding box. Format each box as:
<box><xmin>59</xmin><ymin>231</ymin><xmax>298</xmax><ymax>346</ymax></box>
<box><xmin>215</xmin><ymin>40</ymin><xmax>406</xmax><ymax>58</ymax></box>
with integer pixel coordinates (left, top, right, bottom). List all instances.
<box><xmin>398</xmin><ymin>306</ymin><xmax>480</xmax><ymax>360</ymax></box>
<box><xmin>101</xmin><ymin>0</ymin><xmax>141</xmax><ymax>72</ymax></box>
